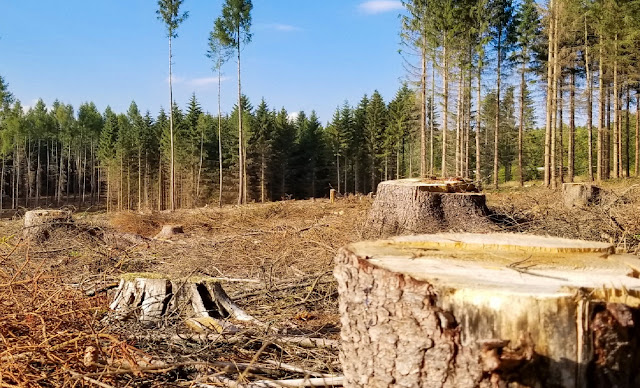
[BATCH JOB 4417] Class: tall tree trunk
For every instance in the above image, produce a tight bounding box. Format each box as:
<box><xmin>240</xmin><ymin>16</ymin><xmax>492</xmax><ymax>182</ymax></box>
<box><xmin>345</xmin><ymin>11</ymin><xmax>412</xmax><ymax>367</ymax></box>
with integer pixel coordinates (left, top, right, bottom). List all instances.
<box><xmin>455</xmin><ymin>71</ymin><xmax>462</xmax><ymax>177</ymax></box>
<box><xmin>217</xmin><ymin>64</ymin><xmax>224</xmax><ymax>208</ymax></box>
<box><xmin>169</xmin><ymin>34</ymin><xmax>175</xmax><ymax>212</ymax></box>
<box><xmin>237</xmin><ymin>29</ymin><xmax>245</xmax><ymax>206</ymax></box>
<box><xmin>158</xmin><ymin>158</ymin><xmax>162</xmax><ymax>211</ymax></box>
<box><xmin>442</xmin><ymin>41</ymin><xmax>449</xmax><ymax>177</ymax></box>
<box><xmin>597</xmin><ymin>36</ymin><xmax>604</xmax><ymax>181</ymax></box>
<box><xmin>606</xmin><ymin>85</ymin><xmax>612</xmax><ymax>179</ymax></box>
<box><xmin>585</xmin><ymin>17</ymin><xmax>594</xmax><ymax>182</ymax></box>
<box><xmin>36</xmin><ymin>139</ymin><xmax>41</xmax><ymax>206</ymax></box>
<box><xmin>430</xmin><ymin>64</ymin><xmax>435</xmax><ymax>176</ymax></box>
<box><xmin>636</xmin><ymin>92</ymin><xmax>639</xmax><ymax>176</ymax></box>
<box><xmin>138</xmin><ymin>148</ymin><xmax>142</xmax><ymax>211</ymax></box>
<box><xmin>559</xmin><ymin>77</ymin><xmax>564</xmax><ymax>184</ymax></box>
<box><xmin>197</xmin><ymin>119</ymin><xmax>204</xmax><ymax>202</ymax></box>
<box><xmin>568</xmin><ymin>72</ymin><xmax>575</xmax><ymax>182</ymax></box>
<box><xmin>551</xmin><ymin>12</ymin><xmax>560</xmax><ymax>189</ymax></box>
<box><xmin>625</xmin><ymin>86</ymin><xmax>630</xmax><ymax>177</ymax></box>
<box><xmin>1</xmin><ymin>156</ymin><xmax>4</xmax><ymax>211</ymax></box>
<box><xmin>261</xmin><ymin>152</ymin><xmax>265</xmax><ymax>203</ymax></box>
<box><xmin>613</xmin><ymin>35</ymin><xmax>620</xmax><ymax>179</ymax></box>
<box><xmin>494</xmin><ymin>31</ymin><xmax>502</xmax><ymax>189</ymax></box>
<box><xmin>476</xmin><ymin>62</ymin><xmax>482</xmax><ymax>186</ymax></box>
<box><xmin>420</xmin><ymin>40</ymin><xmax>427</xmax><ymax>178</ymax></box>
<box><xmin>518</xmin><ymin>53</ymin><xmax>526</xmax><ymax>187</ymax></box>
<box><xmin>544</xmin><ymin>0</ymin><xmax>555</xmax><ymax>187</ymax></box>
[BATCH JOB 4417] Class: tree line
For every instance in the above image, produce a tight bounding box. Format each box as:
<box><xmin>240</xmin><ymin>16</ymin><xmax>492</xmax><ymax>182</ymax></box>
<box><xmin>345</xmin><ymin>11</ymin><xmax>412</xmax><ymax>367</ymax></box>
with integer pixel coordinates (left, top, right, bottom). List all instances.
<box><xmin>2</xmin><ymin>0</ymin><xmax>640</xmax><ymax>212</ymax></box>
<box><xmin>401</xmin><ymin>0</ymin><xmax>640</xmax><ymax>188</ymax></box>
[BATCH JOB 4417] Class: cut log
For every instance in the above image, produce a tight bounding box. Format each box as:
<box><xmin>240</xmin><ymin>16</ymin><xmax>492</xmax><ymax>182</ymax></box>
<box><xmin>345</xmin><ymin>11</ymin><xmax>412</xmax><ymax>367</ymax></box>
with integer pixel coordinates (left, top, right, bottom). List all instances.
<box><xmin>109</xmin><ymin>274</ymin><xmax>256</xmax><ymax>330</ymax></box>
<box><xmin>23</xmin><ymin>209</ymin><xmax>73</xmax><ymax>241</ymax></box>
<box><xmin>562</xmin><ymin>183</ymin><xmax>601</xmax><ymax>208</ymax></box>
<box><xmin>154</xmin><ymin>224</ymin><xmax>184</xmax><ymax>239</ymax></box>
<box><xmin>364</xmin><ymin>178</ymin><xmax>496</xmax><ymax>238</ymax></box>
<box><xmin>334</xmin><ymin>233</ymin><xmax>640</xmax><ymax>388</ymax></box>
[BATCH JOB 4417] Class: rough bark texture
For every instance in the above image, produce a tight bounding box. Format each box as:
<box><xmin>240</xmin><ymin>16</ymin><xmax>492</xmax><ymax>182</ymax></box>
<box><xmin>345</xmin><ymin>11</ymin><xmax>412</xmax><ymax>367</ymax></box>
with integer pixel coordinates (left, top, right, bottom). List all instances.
<box><xmin>334</xmin><ymin>233</ymin><xmax>640</xmax><ymax>388</ymax></box>
<box><xmin>23</xmin><ymin>209</ymin><xmax>73</xmax><ymax>241</ymax></box>
<box><xmin>364</xmin><ymin>179</ymin><xmax>495</xmax><ymax>238</ymax></box>
<box><xmin>562</xmin><ymin>183</ymin><xmax>601</xmax><ymax>208</ymax></box>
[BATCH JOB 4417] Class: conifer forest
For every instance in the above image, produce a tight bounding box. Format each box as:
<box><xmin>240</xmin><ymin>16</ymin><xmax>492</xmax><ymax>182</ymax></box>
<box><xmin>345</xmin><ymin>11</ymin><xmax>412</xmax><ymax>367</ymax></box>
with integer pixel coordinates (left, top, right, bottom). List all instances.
<box><xmin>0</xmin><ymin>0</ymin><xmax>640</xmax><ymax>211</ymax></box>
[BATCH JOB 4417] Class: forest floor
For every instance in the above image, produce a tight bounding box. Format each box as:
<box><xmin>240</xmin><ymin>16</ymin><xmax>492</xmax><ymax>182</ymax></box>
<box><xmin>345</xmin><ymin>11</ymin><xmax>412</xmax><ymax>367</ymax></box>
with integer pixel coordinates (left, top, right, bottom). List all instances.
<box><xmin>1</xmin><ymin>179</ymin><xmax>640</xmax><ymax>387</ymax></box>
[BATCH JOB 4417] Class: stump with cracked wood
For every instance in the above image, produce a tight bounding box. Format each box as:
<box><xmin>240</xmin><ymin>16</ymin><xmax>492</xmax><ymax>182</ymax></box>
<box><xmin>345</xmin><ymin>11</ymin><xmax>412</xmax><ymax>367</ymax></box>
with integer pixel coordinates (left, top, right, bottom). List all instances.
<box><xmin>334</xmin><ymin>233</ymin><xmax>640</xmax><ymax>388</ymax></box>
<box><xmin>562</xmin><ymin>182</ymin><xmax>601</xmax><ymax>208</ymax></box>
<box><xmin>364</xmin><ymin>178</ymin><xmax>496</xmax><ymax>238</ymax></box>
<box><xmin>109</xmin><ymin>274</ymin><xmax>259</xmax><ymax>332</ymax></box>
<box><xmin>23</xmin><ymin>209</ymin><xmax>73</xmax><ymax>241</ymax></box>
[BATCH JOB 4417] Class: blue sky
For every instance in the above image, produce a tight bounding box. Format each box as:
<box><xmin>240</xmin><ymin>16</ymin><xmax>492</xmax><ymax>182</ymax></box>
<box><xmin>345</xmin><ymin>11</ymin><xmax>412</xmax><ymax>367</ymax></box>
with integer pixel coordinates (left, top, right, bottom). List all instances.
<box><xmin>0</xmin><ymin>0</ymin><xmax>407</xmax><ymax>124</ymax></box>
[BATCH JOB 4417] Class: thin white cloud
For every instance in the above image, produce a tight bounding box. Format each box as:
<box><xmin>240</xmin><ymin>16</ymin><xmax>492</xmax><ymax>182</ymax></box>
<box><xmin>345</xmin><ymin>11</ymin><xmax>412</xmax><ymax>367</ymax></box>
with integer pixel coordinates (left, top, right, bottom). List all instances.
<box><xmin>165</xmin><ymin>75</ymin><xmax>185</xmax><ymax>84</ymax></box>
<box><xmin>189</xmin><ymin>76</ymin><xmax>228</xmax><ymax>87</ymax></box>
<box><xmin>272</xmin><ymin>23</ymin><xmax>300</xmax><ymax>32</ymax></box>
<box><xmin>257</xmin><ymin>23</ymin><xmax>302</xmax><ymax>32</ymax></box>
<box><xmin>359</xmin><ymin>0</ymin><xmax>403</xmax><ymax>14</ymax></box>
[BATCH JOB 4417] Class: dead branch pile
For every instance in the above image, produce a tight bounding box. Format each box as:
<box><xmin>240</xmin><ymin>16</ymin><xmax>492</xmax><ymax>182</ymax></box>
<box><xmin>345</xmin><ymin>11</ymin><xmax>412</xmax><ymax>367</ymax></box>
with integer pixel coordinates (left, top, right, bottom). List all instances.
<box><xmin>490</xmin><ymin>181</ymin><xmax>640</xmax><ymax>253</ymax></box>
<box><xmin>0</xmin><ymin>199</ymin><xmax>366</xmax><ymax>387</ymax></box>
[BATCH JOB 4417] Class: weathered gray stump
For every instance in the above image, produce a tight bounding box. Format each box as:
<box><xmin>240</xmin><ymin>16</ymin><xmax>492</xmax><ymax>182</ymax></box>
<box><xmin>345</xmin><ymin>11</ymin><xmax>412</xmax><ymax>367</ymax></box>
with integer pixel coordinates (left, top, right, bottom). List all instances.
<box><xmin>562</xmin><ymin>183</ymin><xmax>601</xmax><ymax>208</ymax></box>
<box><xmin>154</xmin><ymin>224</ymin><xmax>184</xmax><ymax>239</ymax></box>
<box><xmin>109</xmin><ymin>274</ymin><xmax>256</xmax><ymax>330</ymax></box>
<box><xmin>364</xmin><ymin>178</ymin><xmax>495</xmax><ymax>238</ymax></box>
<box><xmin>23</xmin><ymin>209</ymin><xmax>73</xmax><ymax>241</ymax></box>
<box><xmin>334</xmin><ymin>233</ymin><xmax>640</xmax><ymax>387</ymax></box>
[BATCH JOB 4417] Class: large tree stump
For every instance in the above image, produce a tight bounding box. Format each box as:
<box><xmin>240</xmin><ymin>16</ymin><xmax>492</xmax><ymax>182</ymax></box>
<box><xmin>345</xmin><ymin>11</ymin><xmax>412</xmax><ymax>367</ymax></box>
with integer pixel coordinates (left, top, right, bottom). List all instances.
<box><xmin>154</xmin><ymin>224</ymin><xmax>184</xmax><ymax>239</ymax></box>
<box><xmin>364</xmin><ymin>178</ymin><xmax>495</xmax><ymax>238</ymax></box>
<box><xmin>23</xmin><ymin>209</ymin><xmax>73</xmax><ymax>241</ymax></box>
<box><xmin>334</xmin><ymin>233</ymin><xmax>640</xmax><ymax>387</ymax></box>
<box><xmin>563</xmin><ymin>183</ymin><xmax>601</xmax><ymax>208</ymax></box>
<box><xmin>109</xmin><ymin>274</ymin><xmax>257</xmax><ymax>330</ymax></box>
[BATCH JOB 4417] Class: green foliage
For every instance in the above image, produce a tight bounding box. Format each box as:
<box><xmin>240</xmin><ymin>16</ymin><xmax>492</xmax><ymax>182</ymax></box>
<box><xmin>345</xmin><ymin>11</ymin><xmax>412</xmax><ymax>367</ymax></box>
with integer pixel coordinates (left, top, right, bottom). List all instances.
<box><xmin>213</xmin><ymin>0</ymin><xmax>253</xmax><ymax>49</ymax></box>
<box><xmin>156</xmin><ymin>0</ymin><xmax>188</xmax><ymax>38</ymax></box>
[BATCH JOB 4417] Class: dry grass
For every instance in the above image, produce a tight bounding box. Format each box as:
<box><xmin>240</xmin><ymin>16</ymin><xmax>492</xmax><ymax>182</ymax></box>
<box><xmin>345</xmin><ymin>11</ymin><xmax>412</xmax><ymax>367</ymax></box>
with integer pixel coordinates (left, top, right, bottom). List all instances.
<box><xmin>3</xmin><ymin>181</ymin><xmax>640</xmax><ymax>386</ymax></box>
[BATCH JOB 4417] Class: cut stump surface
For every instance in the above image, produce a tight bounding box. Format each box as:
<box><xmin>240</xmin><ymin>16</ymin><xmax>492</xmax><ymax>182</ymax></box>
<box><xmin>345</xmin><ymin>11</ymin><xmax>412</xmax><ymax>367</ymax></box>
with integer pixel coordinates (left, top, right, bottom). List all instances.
<box><xmin>562</xmin><ymin>183</ymin><xmax>601</xmax><ymax>208</ymax></box>
<box><xmin>23</xmin><ymin>209</ymin><xmax>73</xmax><ymax>241</ymax></box>
<box><xmin>334</xmin><ymin>233</ymin><xmax>640</xmax><ymax>387</ymax></box>
<box><xmin>154</xmin><ymin>225</ymin><xmax>184</xmax><ymax>239</ymax></box>
<box><xmin>364</xmin><ymin>178</ymin><xmax>495</xmax><ymax>238</ymax></box>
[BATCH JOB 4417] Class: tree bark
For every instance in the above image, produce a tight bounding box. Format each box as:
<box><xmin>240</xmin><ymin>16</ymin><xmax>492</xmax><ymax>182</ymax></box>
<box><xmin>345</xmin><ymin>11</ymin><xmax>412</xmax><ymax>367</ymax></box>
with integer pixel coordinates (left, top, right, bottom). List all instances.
<box><xmin>597</xmin><ymin>36</ymin><xmax>604</xmax><ymax>181</ymax></box>
<box><xmin>569</xmin><ymin>71</ymin><xmax>576</xmax><ymax>182</ymax></box>
<box><xmin>335</xmin><ymin>233</ymin><xmax>640</xmax><ymax>388</ymax></box>
<box><xmin>518</xmin><ymin>53</ymin><xmax>526</xmax><ymax>187</ymax></box>
<box><xmin>494</xmin><ymin>31</ymin><xmax>502</xmax><ymax>189</ymax></box>
<box><xmin>363</xmin><ymin>178</ymin><xmax>494</xmax><ymax>238</ymax></box>
<box><xmin>585</xmin><ymin>16</ymin><xmax>594</xmax><ymax>182</ymax></box>
<box><xmin>544</xmin><ymin>0</ymin><xmax>555</xmax><ymax>187</ymax></box>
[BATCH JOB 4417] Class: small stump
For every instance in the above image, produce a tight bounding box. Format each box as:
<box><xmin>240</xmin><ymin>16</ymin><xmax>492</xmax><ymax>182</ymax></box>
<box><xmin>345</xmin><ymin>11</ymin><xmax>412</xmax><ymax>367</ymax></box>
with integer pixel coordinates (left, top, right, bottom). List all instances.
<box><xmin>154</xmin><ymin>224</ymin><xmax>184</xmax><ymax>239</ymax></box>
<box><xmin>23</xmin><ymin>209</ymin><xmax>73</xmax><ymax>241</ymax></box>
<box><xmin>563</xmin><ymin>183</ymin><xmax>601</xmax><ymax>208</ymax></box>
<box><xmin>109</xmin><ymin>274</ymin><xmax>255</xmax><ymax>330</ymax></box>
<box><xmin>364</xmin><ymin>178</ymin><xmax>495</xmax><ymax>238</ymax></box>
<box><xmin>334</xmin><ymin>233</ymin><xmax>640</xmax><ymax>387</ymax></box>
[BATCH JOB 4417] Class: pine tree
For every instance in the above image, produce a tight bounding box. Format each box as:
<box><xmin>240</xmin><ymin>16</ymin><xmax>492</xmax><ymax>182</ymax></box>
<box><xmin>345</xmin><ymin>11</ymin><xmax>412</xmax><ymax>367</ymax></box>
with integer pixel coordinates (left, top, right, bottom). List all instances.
<box><xmin>365</xmin><ymin>91</ymin><xmax>388</xmax><ymax>191</ymax></box>
<box><xmin>214</xmin><ymin>0</ymin><xmax>253</xmax><ymax>205</ymax></box>
<box><xmin>157</xmin><ymin>0</ymin><xmax>188</xmax><ymax>211</ymax></box>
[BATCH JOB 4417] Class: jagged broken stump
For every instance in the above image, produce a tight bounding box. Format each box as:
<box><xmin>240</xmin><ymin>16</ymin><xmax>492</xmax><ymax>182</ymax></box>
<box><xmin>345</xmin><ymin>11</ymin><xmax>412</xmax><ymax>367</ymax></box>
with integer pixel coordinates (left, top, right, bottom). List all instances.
<box><xmin>364</xmin><ymin>178</ymin><xmax>495</xmax><ymax>238</ymax></box>
<box><xmin>110</xmin><ymin>274</ymin><xmax>257</xmax><ymax>331</ymax></box>
<box><xmin>334</xmin><ymin>233</ymin><xmax>640</xmax><ymax>387</ymax></box>
<box><xmin>23</xmin><ymin>209</ymin><xmax>73</xmax><ymax>241</ymax></box>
